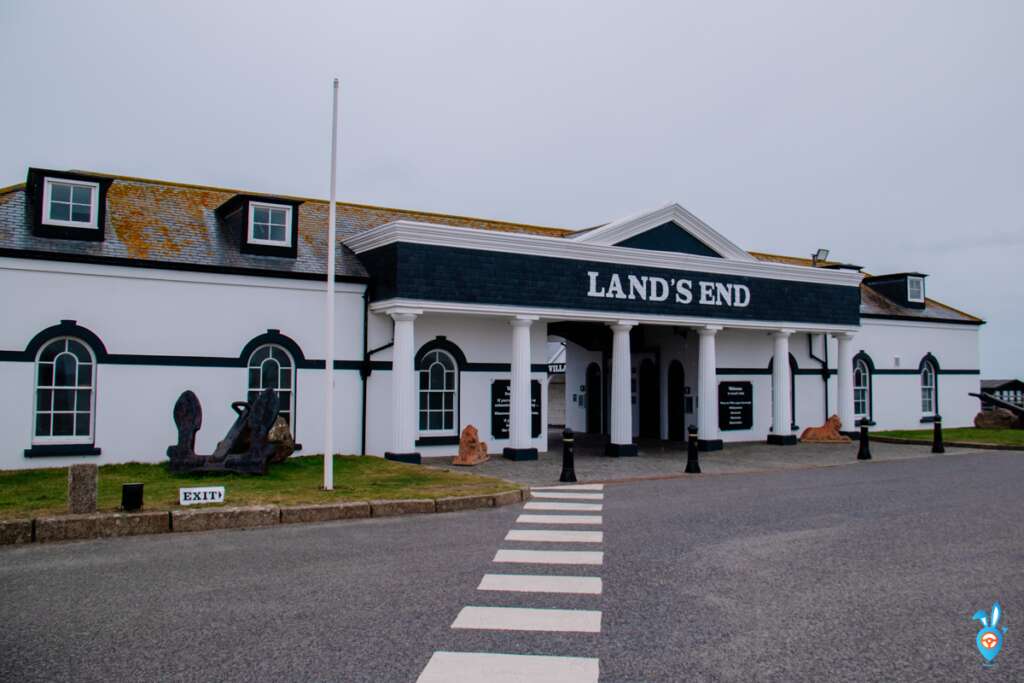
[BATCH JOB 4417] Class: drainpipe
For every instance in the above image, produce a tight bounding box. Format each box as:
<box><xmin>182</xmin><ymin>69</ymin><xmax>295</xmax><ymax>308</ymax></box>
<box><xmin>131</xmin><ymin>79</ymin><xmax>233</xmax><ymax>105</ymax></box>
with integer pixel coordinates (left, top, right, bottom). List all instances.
<box><xmin>808</xmin><ymin>334</ymin><xmax>829</xmax><ymax>420</ymax></box>
<box><xmin>360</xmin><ymin>296</ymin><xmax>395</xmax><ymax>455</ymax></box>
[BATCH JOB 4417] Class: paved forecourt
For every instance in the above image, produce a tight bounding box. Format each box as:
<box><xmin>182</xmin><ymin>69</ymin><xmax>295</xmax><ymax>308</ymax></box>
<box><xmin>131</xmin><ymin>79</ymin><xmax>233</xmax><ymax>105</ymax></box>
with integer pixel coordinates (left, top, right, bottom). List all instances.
<box><xmin>418</xmin><ymin>483</ymin><xmax>607</xmax><ymax>683</ymax></box>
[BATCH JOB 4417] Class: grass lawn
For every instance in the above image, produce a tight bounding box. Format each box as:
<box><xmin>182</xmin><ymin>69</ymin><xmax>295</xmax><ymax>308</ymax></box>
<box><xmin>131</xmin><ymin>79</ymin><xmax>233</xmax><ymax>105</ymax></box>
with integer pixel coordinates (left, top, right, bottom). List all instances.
<box><xmin>874</xmin><ymin>427</ymin><xmax>1024</xmax><ymax>447</ymax></box>
<box><xmin>0</xmin><ymin>455</ymin><xmax>519</xmax><ymax>520</ymax></box>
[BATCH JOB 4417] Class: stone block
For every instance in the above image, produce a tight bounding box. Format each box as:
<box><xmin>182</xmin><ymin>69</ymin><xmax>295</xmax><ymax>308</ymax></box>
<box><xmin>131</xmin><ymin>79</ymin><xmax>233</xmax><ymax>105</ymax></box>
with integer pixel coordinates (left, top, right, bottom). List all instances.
<box><xmin>0</xmin><ymin>519</ymin><xmax>33</xmax><ymax>545</ymax></box>
<box><xmin>67</xmin><ymin>464</ymin><xmax>97</xmax><ymax>514</ymax></box>
<box><xmin>280</xmin><ymin>502</ymin><xmax>371</xmax><ymax>524</ymax></box>
<box><xmin>171</xmin><ymin>506</ymin><xmax>279</xmax><ymax>533</ymax></box>
<box><xmin>492</xmin><ymin>489</ymin><xmax>524</xmax><ymax>507</ymax></box>
<box><xmin>36</xmin><ymin>514</ymin><xmax>102</xmax><ymax>543</ymax></box>
<box><xmin>369</xmin><ymin>499</ymin><xmax>435</xmax><ymax>517</ymax></box>
<box><xmin>435</xmin><ymin>494</ymin><xmax>493</xmax><ymax>513</ymax></box>
<box><xmin>96</xmin><ymin>511</ymin><xmax>170</xmax><ymax>538</ymax></box>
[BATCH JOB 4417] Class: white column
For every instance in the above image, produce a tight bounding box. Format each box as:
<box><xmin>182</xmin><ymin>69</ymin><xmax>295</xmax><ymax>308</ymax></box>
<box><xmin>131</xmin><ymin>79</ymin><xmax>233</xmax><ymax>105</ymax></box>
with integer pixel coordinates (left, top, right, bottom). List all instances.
<box><xmin>770</xmin><ymin>329</ymin><xmax>794</xmax><ymax>444</ymax></box>
<box><xmin>508</xmin><ymin>316</ymin><xmax>537</xmax><ymax>452</ymax></box>
<box><xmin>388</xmin><ymin>310</ymin><xmax>418</xmax><ymax>458</ymax></box>
<box><xmin>608</xmin><ymin>321</ymin><xmax>636</xmax><ymax>453</ymax></box>
<box><xmin>836</xmin><ymin>332</ymin><xmax>856</xmax><ymax>432</ymax></box>
<box><xmin>697</xmin><ymin>326</ymin><xmax>722</xmax><ymax>447</ymax></box>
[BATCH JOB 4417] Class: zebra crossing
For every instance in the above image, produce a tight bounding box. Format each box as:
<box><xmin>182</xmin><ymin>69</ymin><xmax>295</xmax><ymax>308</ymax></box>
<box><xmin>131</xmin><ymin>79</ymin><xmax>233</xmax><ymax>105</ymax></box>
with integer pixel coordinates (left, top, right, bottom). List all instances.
<box><xmin>417</xmin><ymin>483</ymin><xmax>605</xmax><ymax>682</ymax></box>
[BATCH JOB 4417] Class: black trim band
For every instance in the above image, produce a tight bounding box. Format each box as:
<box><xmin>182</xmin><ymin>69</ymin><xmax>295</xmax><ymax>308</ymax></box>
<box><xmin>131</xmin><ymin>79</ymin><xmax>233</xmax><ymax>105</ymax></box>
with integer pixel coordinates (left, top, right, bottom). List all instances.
<box><xmin>24</xmin><ymin>444</ymin><xmax>101</xmax><ymax>457</ymax></box>
<box><xmin>415</xmin><ymin>435</ymin><xmax>459</xmax><ymax>447</ymax></box>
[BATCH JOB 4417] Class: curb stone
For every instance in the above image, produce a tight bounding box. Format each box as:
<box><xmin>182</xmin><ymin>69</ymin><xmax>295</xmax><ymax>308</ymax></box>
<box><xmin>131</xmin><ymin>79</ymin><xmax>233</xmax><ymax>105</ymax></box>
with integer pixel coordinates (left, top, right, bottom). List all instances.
<box><xmin>0</xmin><ymin>519</ymin><xmax>33</xmax><ymax>545</ymax></box>
<box><xmin>280</xmin><ymin>502</ymin><xmax>371</xmax><ymax>524</ymax></box>
<box><xmin>436</xmin><ymin>494</ymin><xmax>493</xmax><ymax>513</ymax></box>
<box><xmin>370</xmin><ymin>499</ymin><xmax>436</xmax><ymax>517</ymax></box>
<box><xmin>493</xmin><ymin>489</ymin><xmax>524</xmax><ymax>507</ymax></box>
<box><xmin>172</xmin><ymin>505</ymin><xmax>279</xmax><ymax>533</ymax></box>
<box><xmin>36</xmin><ymin>514</ymin><xmax>102</xmax><ymax>543</ymax></box>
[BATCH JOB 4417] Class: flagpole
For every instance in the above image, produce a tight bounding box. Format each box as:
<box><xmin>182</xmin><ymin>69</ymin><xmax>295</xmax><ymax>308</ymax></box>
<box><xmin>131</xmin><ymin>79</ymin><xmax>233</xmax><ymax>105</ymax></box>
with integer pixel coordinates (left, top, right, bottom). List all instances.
<box><xmin>323</xmin><ymin>78</ymin><xmax>339</xmax><ymax>491</ymax></box>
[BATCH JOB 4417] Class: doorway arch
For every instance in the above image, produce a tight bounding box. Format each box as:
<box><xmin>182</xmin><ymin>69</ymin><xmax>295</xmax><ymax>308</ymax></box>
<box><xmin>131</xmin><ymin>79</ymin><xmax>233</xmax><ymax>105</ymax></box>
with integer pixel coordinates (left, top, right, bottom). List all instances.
<box><xmin>667</xmin><ymin>360</ymin><xmax>685</xmax><ymax>440</ymax></box>
<box><xmin>585</xmin><ymin>362</ymin><xmax>603</xmax><ymax>434</ymax></box>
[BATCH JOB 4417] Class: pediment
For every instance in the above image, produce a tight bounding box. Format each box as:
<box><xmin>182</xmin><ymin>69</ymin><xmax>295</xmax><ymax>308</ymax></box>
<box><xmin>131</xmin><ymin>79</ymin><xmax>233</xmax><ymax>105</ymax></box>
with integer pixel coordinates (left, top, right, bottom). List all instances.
<box><xmin>570</xmin><ymin>203</ymin><xmax>755</xmax><ymax>262</ymax></box>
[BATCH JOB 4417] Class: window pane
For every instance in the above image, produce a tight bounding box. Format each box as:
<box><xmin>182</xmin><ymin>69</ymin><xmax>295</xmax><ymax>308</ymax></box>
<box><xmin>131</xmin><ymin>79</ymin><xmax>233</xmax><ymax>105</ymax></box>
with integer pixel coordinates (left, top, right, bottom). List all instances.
<box><xmin>419</xmin><ymin>393</ymin><xmax>427</xmax><ymax>410</ymax></box>
<box><xmin>36</xmin><ymin>389</ymin><xmax>52</xmax><ymax>411</ymax></box>
<box><xmin>37</xmin><ymin>363</ymin><xmax>53</xmax><ymax>386</ymax></box>
<box><xmin>270</xmin><ymin>209</ymin><xmax>286</xmax><ymax>225</ymax></box>
<box><xmin>51</xmin><ymin>183</ymin><xmax>71</xmax><ymax>202</ymax></box>
<box><xmin>279</xmin><ymin>368</ymin><xmax>291</xmax><ymax>389</ymax></box>
<box><xmin>35</xmin><ymin>413</ymin><xmax>51</xmax><ymax>437</ymax></box>
<box><xmin>429</xmin><ymin>392</ymin><xmax>442</xmax><ymax>410</ymax></box>
<box><xmin>444</xmin><ymin>413</ymin><xmax>453</xmax><ymax>430</ymax></box>
<box><xmin>248</xmin><ymin>391</ymin><xmax>259</xmax><ymax>405</ymax></box>
<box><xmin>248</xmin><ymin>368</ymin><xmax>260</xmax><ymax>388</ymax></box>
<box><xmin>251</xmin><ymin>346</ymin><xmax>270</xmax><ymax>364</ymax></box>
<box><xmin>270</xmin><ymin>225</ymin><xmax>285</xmax><ymax>242</ymax></box>
<box><xmin>72</xmin><ymin>185</ymin><xmax>92</xmax><ymax>203</ymax></box>
<box><xmin>254</xmin><ymin>207</ymin><xmax>269</xmax><ymax>223</ymax></box>
<box><xmin>70</xmin><ymin>203</ymin><xmax>91</xmax><ymax>223</ymax></box>
<box><xmin>67</xmin><ymin>340</ymin><xmax>90</xmax><ymax>362</ymax></box>
<box><xmin>443</xmin><ymin>393</ymin><xmax>453</xmax><ymax>410</ymax></box>
<box><xmin>429</xmin><ymin>412</ymin><xmax>442</xmax><ymax>430</ymax></box>
<box><xmin>278</xmin><ymin>390</ymin><xmax>291</xmax><ymax>412</ymax></box>
<box><xmin>55</xmin><ymin>355</ymin><xmax>77</xmax><ymax>386</ymax></box>
<box><xmin>419</xmin><ymin>413</ymin><xmax>427</xmax><ymax>430</ymax></box>
<box><xmin>40</xmin><ymin>340</ymin><xmax>63</xmax><ymax>362</ymax></box>
<box><xmin>271</xmin><ymin>347</ymin><xmax>289</xmax><ymax>363</ymax></box>
<box><xmin>53</xmin><ymin>413</ymin><xmax>74</xmax><ymax>436</ymax></box>
<box><xmin>262</xmin><ymin>359</ymin><xmax>280</xmax><ymax>388</ymax></box>
<box><xmin>54</xmin><ymin>389</ymin><xmax>74</xmax><ymax>411</ymax></box>
<box><xmin>49</xmin><ymin>202</ymin><xmax>71</xmax><ymax>221</ymax></box>
<box><xmin>75</xmin><ymin>413</ymin><xmax>90</xmax><ymax>436</ymax></box>
<box><xmin>419</xmin><ymin>372</ymin><xmax>428</xmax><ymax>390</ymax></box>
<box><xmin>429</xmin><ymin>364</ymin><xmax>443</xmax><ymax>388</ymax></box>
<box><xmin>444</xmin><ymin>372</ymin><xmax>454</xmax><ymax>390</ymax></box>
<box><xmin>253</xmin><ymin>224</ymin><xmax>268</xmax><ymax>240</ymax></box>
<box><xmin>76</xmin><ymin>389</ymin><xmax>91</xmax><ymax>410</ymax></box>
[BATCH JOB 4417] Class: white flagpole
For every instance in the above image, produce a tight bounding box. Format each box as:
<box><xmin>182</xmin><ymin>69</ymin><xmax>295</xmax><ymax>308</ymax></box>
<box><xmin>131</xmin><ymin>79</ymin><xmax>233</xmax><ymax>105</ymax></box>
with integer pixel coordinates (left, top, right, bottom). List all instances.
<box><xmin>323</xmin><ymin>78</ymin><xmax>339</xmax><ymax>491</ymax></box>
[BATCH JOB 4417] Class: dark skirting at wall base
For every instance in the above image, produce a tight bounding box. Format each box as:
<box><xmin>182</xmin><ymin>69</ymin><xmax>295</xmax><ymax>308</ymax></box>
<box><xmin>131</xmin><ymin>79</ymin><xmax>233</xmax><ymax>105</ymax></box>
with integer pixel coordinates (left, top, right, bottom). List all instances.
<box><xmin>766</xmin><ymin>434</ymin><xmax>799</xmax><ymax>446</ymax></box>
<box><xmin>604</xmin><ymin>443</ymin><xmax>638</xmax><ymax>457</ymax></box>
<box><xmin>385</xmin><ymin>452</ymin><xmax>422</xmax><ymax>465</ymax></box>
<box><xmin>502</xmin><ymin>447</ymin><xmax>539</xmax><ymax>461</ymax></box>
<box><xmin>697</xmin><ymin>439</ymin><xmax>723</xmax><ymax>452</ymax></box>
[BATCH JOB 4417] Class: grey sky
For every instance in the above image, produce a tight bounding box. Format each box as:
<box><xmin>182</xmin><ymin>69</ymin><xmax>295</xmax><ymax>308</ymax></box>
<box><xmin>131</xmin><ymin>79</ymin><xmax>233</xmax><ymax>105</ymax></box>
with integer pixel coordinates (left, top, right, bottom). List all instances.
<box><xmin>2</xmin><ymin>1</ymin><xmax>1020</xmax><ymax>377</ymax></box>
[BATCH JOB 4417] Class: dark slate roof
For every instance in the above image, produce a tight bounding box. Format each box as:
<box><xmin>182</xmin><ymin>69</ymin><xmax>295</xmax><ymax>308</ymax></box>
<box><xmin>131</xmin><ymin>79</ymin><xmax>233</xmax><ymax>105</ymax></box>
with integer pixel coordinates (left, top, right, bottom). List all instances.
<box><xmin>0</xmin><ymin>170</ymin><xmax>983</xmax><ymax>324</ymax></box>
<box><xmin>982</xmin><ymin>379</ymin><xmax>1024</xmax><ymax>390</ymax></box>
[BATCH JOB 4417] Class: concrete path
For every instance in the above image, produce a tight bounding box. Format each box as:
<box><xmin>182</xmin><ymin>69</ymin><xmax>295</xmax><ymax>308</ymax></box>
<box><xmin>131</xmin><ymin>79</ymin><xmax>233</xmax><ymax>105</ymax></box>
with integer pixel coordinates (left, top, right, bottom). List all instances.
<box><xmin>424</xmin><ymin>430</ymin><xmax>986</xmax><ymax>486</ymax></box>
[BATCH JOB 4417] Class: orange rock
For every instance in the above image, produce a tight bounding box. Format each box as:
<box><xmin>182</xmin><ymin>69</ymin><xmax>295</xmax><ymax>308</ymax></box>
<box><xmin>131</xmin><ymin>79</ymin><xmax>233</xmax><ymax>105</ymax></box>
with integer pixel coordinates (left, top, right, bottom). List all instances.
<box><xmin>452</xmin><ymin>425</ymin><xmax>490</xmax><ymax>466</ymax></box>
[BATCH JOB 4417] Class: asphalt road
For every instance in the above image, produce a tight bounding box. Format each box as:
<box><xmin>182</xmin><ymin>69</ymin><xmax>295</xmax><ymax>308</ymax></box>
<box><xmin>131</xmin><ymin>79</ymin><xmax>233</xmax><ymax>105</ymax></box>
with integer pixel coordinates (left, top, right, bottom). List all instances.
<box><xmin>2</xmin><ymin>451</ymin><xmax>1021</xmax><ymax>681</ymax></box>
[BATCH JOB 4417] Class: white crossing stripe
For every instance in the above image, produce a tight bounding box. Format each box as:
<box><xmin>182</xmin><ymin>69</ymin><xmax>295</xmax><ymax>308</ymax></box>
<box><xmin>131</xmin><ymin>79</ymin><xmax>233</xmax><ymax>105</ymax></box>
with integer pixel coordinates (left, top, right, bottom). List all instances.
<box><xmin>531</xmin><ymin>491</ymin><xmax>604</xmax><ymax>500</ymax></box>
<box><xmin>533</xmin><ymin>484</ymin><xmax>604</xmax><ymax>491</ymax></box>
<box><xmin>525</xmin><ymin>501</ymin><xmax>603</xmax><ymax>512</ymax></box>
<box><xmin>505</xmin><ymin>529</ymin><xmax>603</xmax><ymax>543</ymax></box>
<box><xmin>494</xmin><ymin>548</ymin><xmax>603</xmax><ymax>565</ymax></box>
<box><xmin>516</xmin><ymin>514</ymin><xmax>602</xmax><ymax>525</ymax></box>
<box><xmin>452</xmin><ymin>606</ymin><xmax>602</xmax><ymax>633</ymax></box>
<box><xmin>478</xmin><ymin>573</ymin><xmax>603</xmax><ymax>595</ymax></box>
<box><xmin>417</xmin><ymin>651</ymin><xmax>600</xmax><ymax>683</ymax></box>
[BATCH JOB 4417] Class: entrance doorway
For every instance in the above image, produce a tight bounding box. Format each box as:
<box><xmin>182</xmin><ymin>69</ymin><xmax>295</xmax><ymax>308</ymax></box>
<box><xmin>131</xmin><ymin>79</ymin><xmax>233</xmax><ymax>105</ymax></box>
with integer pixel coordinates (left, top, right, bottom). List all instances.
<box><xmin>667</xmin><ymin>360</ymin><xmax>685</xmax><ymax>440</ymax></box>
<box><xmin>639</xmin><ymin>358</ymin><xmax>659</xmax><ymax>438</ymax></box>
<box><xmin>585</xmin><ymin>362</ymin><xmax>603</xmax><ymax>434</ymax></box>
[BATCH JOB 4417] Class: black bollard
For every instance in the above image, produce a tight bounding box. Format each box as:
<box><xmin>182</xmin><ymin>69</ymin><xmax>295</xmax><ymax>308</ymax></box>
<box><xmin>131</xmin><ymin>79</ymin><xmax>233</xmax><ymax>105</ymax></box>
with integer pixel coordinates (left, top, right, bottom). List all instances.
<box><xmin>121</xmin><ymin>482</ymin><xmax>144</xmax><ymax>511</ymax></box>
<box><xmin>559</xmin><ymin>427</ymin><xmax>577</xmax><ymax>483</ymax></box>
<box><xmin>857</xmin><ymin>422</ymin><xmax>872</xmax><ymax>460</ymax></box>
<box><xmin>931</xmin><ymin>417</ymin><xmax>945</xmax><ymax>454</ymax></box>
<box><xmin>685</xmin><ymin>425</ymin><xmax>701</xmax><ymax>474</ymax></box>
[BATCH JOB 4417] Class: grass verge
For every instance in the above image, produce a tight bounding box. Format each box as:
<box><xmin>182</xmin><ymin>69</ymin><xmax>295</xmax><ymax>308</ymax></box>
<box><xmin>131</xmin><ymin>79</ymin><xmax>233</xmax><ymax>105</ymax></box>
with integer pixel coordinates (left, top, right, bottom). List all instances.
<box><xmin>0</xmin><ymin>454</ymin><xmax>518</xmax><ymax>520</ymax></box>
<box><xmin>874</xmin><ymin>427</ymin><xmax>1024</xmax><ymax>447</ymax></box>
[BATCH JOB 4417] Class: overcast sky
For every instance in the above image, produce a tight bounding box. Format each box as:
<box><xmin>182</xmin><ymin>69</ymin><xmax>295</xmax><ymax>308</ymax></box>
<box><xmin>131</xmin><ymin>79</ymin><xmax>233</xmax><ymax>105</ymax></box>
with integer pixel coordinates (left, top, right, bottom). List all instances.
<box><xmin>2</xmin><ymin>1</ymin><xmax>1021</xmax><ymax>377</ymax></box>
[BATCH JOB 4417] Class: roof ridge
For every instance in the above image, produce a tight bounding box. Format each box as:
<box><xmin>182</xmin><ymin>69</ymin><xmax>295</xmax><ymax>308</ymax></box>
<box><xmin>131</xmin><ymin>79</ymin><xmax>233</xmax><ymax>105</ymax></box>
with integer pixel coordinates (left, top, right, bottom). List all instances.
<box><xmin>69</xmin><ymin>169</ymin><xmax>574</xmax><ymax>235</ymax></box>
<box><xmin>0</xmin><ymin>182</ymin><xmax>26</xmax><ymax>196</ymax></box>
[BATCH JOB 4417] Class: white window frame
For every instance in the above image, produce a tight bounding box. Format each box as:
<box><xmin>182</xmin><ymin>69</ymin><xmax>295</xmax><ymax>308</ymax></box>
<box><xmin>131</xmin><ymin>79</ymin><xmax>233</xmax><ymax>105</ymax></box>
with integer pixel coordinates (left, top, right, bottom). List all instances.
<box><xmin>247</xmin><ymin>201</ymin><xmax>293</xmax><ymax>246</ymax></box>
<box><xmin>853</xmin><ymin>359</ymin><xmax>871</xmax><ymax>419</ymax></box>
<box><xmin>246</xmin><ymin>344</ymin><xmax>295</xmax><ymax>433</ymax></box>
<box><xmin>32</xmin><ymin>337</ymin><xmax>97</xmax><ymax>445</ymax></box>
<box><xmin>907</xmin><ymin>276</ymin><xmax>925</xmax><ymax>303</ymax></box>
<box><xmin>42</xmin><ymin>177</ymin><xmax>100</xmax><ymax>229</ymax></box>
<box><xmin>418</xmin><ymin>349</ymin><xmax>458</xmax><ymax>437</ymax></box>
<box><xmin>920</xmin><ymin>362</ymin><xmax>937</xmax><ymax>416</ymax></box>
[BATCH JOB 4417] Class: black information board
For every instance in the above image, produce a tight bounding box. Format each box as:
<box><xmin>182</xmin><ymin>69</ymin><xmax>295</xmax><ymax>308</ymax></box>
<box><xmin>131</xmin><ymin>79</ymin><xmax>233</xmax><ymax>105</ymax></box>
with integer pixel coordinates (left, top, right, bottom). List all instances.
<box><xmin>718</xmin><ymin>381</ymin><xmax>753</xmax><ymax>431</ymax></box>
<box><xmin>491</xmin><ymin>380</ymin><xmax>542</xmax><ymax>439</ymax></box>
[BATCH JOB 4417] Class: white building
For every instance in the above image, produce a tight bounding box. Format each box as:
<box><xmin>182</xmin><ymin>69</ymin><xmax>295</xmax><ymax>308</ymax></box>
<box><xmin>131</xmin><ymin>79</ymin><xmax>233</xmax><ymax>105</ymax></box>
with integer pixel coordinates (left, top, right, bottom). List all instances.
<box><xmin>0</xmin><ymin>168</ymin><xmax>983</xmax><ymax>469</ymax></box>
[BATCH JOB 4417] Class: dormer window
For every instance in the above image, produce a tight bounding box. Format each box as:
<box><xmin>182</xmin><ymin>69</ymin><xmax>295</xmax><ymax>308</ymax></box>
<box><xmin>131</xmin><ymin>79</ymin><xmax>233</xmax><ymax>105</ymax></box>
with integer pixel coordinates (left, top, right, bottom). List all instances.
<box><xmin>248</xmin><ymin>202</ymin><xmax>292</xmax><ymax>246</ymax></box>
<box><xmin>44</xmin><ymin>178</ymin><xmax>99</xmax><ymax>229</ymax></box>
<box><xmin>907</xmin><ymin>276</ymin><xmax>924</xmax><ymax>303</ymax></box>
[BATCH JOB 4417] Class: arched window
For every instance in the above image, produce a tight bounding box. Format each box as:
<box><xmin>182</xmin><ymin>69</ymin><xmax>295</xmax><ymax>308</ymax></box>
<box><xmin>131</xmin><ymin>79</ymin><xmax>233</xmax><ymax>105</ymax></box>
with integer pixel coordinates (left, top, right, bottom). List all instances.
<box><xmin>920</xmin><ymin>360</ymin><xmax>937</xmax><ymax>416</ymax></box>
<box><xmin>418</xmin><ymin>349</ymin><xmax>457</xmax><ymax>434</ymax></box>
<box><xmin>34</xmin><ymin>337</ymin><xmax>96</xmax><ymax>443</ymax></box>
<box><xmin>247</xmin><ymin>344</ymin><xmax>294</xmax><ymax>429</ymax></box>
<box><xmin>853</xmin><ymin>358</ymin><xmax>871</xmax><ymax>420</ymax></box>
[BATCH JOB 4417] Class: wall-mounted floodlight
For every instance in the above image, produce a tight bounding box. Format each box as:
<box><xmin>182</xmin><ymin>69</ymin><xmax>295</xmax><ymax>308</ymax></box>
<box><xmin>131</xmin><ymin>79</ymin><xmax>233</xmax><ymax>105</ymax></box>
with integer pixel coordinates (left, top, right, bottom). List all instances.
<box><xmin>811</xmin><ymin>248</ymin><xmax>830</xmax><ymax>266</ymax></box>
